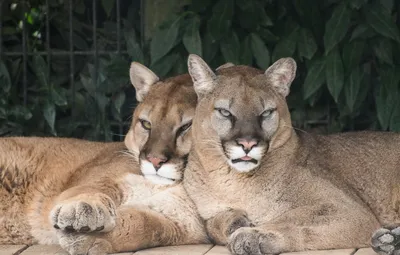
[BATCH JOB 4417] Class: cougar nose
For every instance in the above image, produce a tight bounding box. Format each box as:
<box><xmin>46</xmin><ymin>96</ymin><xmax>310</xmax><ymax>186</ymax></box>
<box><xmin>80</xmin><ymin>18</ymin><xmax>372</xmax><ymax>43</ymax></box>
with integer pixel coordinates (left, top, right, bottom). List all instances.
<box><xmin>236</xmin><ymin>138</ymin><xmax>258</xmax><ymax>153</ymax></box>
<box><xmin>146</xmin><ymin>155</ymin><xmax>168</xmax><ymax>170</ymax></box>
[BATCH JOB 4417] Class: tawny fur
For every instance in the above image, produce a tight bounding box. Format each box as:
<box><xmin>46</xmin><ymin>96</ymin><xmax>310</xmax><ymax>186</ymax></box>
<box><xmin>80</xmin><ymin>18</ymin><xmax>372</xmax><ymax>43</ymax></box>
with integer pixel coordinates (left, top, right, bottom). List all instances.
<box><xmin>184</xmin><ymin>55</ymin><xmax>399</xmax><ymax>255</ymax></box>
<box><xmin>0</xmin><ymin>64</ymin><xmax>210</xmax><ymax>254</ymax></box>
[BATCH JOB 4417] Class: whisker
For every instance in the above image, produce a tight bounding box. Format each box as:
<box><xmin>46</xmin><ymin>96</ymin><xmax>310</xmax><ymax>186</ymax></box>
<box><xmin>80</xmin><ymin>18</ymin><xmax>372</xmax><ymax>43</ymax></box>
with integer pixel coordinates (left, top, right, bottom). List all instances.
<box><xmin>118</xmin><ymin>149</ymin><xmax>139</xmax><ymax>162</ymax></box>
<box><xmin>109</xmin><ymin>132</ymin><xmax>126</xmax><ymax>137</ymax></box>
<box><xmin>282</xmin><ymin>125</ymin><xmax>309</xmax><ymax>134</ymax></box>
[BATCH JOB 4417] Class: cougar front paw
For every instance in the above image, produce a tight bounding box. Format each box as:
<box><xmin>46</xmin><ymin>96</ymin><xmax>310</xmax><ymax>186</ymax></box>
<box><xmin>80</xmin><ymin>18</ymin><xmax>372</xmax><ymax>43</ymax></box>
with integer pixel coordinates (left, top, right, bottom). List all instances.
<box><xmin>225</xmin><ymin>209</ymin><xmax>254</xmax><ymax>236</ymax></box>
<box><xmin>228</xmin><ymin>227</ymin><xmax>283</xmax><ymax>255</ymax></box>
<box><xmin>371</xmin><ymin>225</ymin><xmax>400</xmax><ymax>255</ymax></box>
<box><xmin>50</xmin><ymin>195</ymin><xmax>116</xmax><ymax>233</ymax></box>
<box><xmin>58</xmin><ymin>232</ymin><xmax>112</xmax><ymax>255</ymax></box>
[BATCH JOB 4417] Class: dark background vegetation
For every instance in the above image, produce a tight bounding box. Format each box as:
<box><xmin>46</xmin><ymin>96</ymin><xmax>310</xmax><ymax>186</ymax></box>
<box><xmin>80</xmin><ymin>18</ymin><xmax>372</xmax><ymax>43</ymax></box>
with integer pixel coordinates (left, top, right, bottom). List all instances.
<box><xmin>1</xmin><ymin>0</ymin><xmax>399</xmax><ymax>141</ymax></box>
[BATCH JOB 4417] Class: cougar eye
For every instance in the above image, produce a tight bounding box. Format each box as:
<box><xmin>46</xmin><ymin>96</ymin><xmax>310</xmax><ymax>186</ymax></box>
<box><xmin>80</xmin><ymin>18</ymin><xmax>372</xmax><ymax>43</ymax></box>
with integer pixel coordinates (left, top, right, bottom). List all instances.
<box><xmin>216</xmin><ymin>108</ymin><xmax>232</xmax><ymax>117</ymax></box>
<box><xmin>139</xmin><ymin>119</ymin><xmax>151</xmax><ymax>130</ymax></box>
<box><xmin>177</xmin><ymin>122</ymin><xmax>192</xmax><ymax>136</ymax></box>
<box><xmin>261</xmin><ymin>108</ymin><xmax>276</xmax><ymax>118</ymax></box>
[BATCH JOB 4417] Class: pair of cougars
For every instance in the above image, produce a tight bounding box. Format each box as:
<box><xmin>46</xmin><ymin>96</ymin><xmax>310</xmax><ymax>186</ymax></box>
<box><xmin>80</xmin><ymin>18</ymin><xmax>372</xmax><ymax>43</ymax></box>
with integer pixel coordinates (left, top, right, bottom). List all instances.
<box><xmin>1</xmin><ymin>54</ymin><xmax>399</xmax><ymax>255</ymax></box>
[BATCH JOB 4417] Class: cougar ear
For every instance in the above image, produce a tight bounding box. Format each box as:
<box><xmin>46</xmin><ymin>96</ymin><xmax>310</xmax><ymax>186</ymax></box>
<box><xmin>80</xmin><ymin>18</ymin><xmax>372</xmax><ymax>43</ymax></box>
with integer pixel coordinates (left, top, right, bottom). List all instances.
<box><xmin>264</xmin><ymin>58</ymin><xmax>297</xmax><ymax>97</ymax></box>
<box><xmin>129</xmin><ymin>62</ymin><xmax>159</xmax><ymax>102</ymax></box>
<box><xmin>187</xmin><ymin>54</ymin><xmax>216</xmax><ymax>97</ymax></box>
<box><xmin>216</xmin><ymin>62</ymin><xmax>235</xmax><ymax>71</ymax></box>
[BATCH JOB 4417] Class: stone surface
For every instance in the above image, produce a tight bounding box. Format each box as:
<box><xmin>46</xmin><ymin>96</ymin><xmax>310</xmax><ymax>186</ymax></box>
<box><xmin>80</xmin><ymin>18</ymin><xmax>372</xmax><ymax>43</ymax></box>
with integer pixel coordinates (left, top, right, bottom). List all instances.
<box><xmin>354</xmin><ymin>248</ymin><xmax>378</xmax><ymax>255</ymax></box>
<box><xmin>19</xmin><ymin>245</ymin><xmax>67</xmax><ymax>255</ymax></box>
<box><xmin>134</xmin><ymin>244</ymin><xmax>213</xmax><ymax>255</ymax></box>
<box><xmin>0</xmin><ymin>245</ymin><xmax>376</xmax><ymax>255</ymax></box>
<box><xmin>0</xmin><ymin>245</ymin><xmax>27</xmax><ymax>255</ymax></box>
<box><xmin>204</xmin><ymin>245</ymin><xmax>231</xmax><ymax>255</ymax></box>
<box><xmin>281</xmin><ymin>249</ymin><xmax>357</xmax><ymax>255</ymax></box>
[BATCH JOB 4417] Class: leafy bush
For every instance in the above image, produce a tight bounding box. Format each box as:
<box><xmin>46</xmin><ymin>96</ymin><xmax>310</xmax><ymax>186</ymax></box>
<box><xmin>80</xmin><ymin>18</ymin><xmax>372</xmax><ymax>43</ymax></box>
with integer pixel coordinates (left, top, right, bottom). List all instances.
<box><xmin>150</xmin><ymin>0</ymin><xmax>400</xmax><ymax>133</ymax></box>
<box><xmin>1</xmin><ymin>0</ymin><xmax>400</xmax><ymax>141</ymax></box>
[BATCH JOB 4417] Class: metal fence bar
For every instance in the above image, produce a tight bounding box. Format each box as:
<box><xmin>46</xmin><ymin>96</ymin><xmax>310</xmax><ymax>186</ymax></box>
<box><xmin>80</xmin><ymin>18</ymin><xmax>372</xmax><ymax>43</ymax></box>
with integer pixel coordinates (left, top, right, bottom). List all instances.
<box><xmin>116</xmin><ymin>0</ymin><xmax>124</xmax><ymax>139</ymax></box>
<box><xmin>22</xmin><ymin>2</ymin><xmax>28</xmax><ymax>106</ymax></box>
<box><xmin>0</xmin><ymin>0</ymin><xmax>132</xmax><ymax>139</ymax></box>
<box><xmin>69</xmin><ymin>0</ymin><xmax>75</xmax><ymax>117</ymax></box>
<box><xmin>45</xmin><ymin>0</ymin><xmax>51</xmax><ymax>90</ymax></box>
<box><xmin>3</xmin><ymin>50</ymin><xmax>129</xmax><ymax>56</ymax></box>
<box><xmin>92</xmin><ymin>0</ymin><xmax>99</xmax><ymax>127</ymax></box>
<box><xmin>116</xmin><ymin>0</ymin><xmax>121</xmax><ymax>53</ymax></box>
<box><xmin>0</xmin><ymin>1</ymin><xmax>3</xmax><ymax>57</ymax></box>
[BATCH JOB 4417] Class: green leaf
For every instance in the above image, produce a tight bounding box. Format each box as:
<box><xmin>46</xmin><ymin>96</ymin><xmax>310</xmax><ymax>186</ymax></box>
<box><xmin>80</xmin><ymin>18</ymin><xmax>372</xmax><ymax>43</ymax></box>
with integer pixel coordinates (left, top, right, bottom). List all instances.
<box><xmin>376</xmin><ymin>85</ymin><xmax>398</xmax><ymax>130</ymax></box>
<box><xmin>150</xmin><ymin>52</ymin><xmax>180</xmax><ymax>78</ymax></box>
<box><xmin>363</xmin><ymin>3</ymin><xmax>400</xmax><ymax>43</ymax></box>
<box><xmin>189</xmin><ymin>0</ymin><xmax>213</xmax><ymax>12</ymax></box>
<box><xmin>271</xmin><ymin>28</ymin><xmax>298</xmax><ymax>62</ymax></box>
<box><xmin>220</xmin><ymin>31</ymin><xmax>240</xmax><ymax>64</ymax></box>
<box><xmin>114</xmin><ymin>91</ymin><xmax>125</xmax><ymax>114</ymax></box>
<box><xmin>72</xmin><ymin>33</ymin><xmax>89</xmax><ymax>50</ymax></box>
<box><xmin>347</xmin><ymin>0</ymin><xmax>368</xmax><ymax>9</ymax></box>
<box><xmin>240</xmin><ymin>36</ymin><xmax>253</xmax><ymax>66</ymax></box>
<box><xmin>250</xmin><ymin>33</ymin><xmax>270</xmax><ymax>69</ymax></box>
<box><xmin>80</xmin><ymin>74</ymin><xmax>96</xmax><ymax>96</ymax></box>
<box><xmin>297</xmin><ymin>28</ymin><xmax>317</xmax><ymax>60</ymax></box>
<box><xmin>373</xmin><ymin>38</ymin><xmax>393</xmax><ymax>65</ymax></box>
<box><xmin>303</xmin><ymin>58</ymin><xmax>326</xmax><ymax>99</ymax></box>
<box><xmin>237</xmin><ymin>1</ymin><xmax>272</xmax><ymax>28</ymax></box>
<box><xmin>101</xmin><ymin>0</ymin><xmax>115</xmax><ymax>17</ymax></box>
<box><xmin>344</xmin><ymin>67</ymin><xmax>363</xmax><ymax>113</ymax></box>
<box><xmin>258</xmin><ymin>7</ymin><xmax>273</xmax><ymax>27</ymax></box>
<box><xmin>390</xmin><ymin>101</ymin><xmax>400</xmax><ymax>131</ymax></box>
<box><xmin>326</xmin><ymin>47</ymin><xmax>344</xmax><ymax>103</ymax></box>
<box><xmin>150</xmin><ymin>16</ymin><xmax>181</xmax><ymax>65</ymax></box>
<box><xmin>294</xmin><ymin>0</ymin><xmax>324</xmax><ymax>41</ymax></box>
<box><xmin>112</xmin><ymin>91</ymin><xmax>126</xmax><ymax>121</ymax></box>
<box><xmin>43</xmin><ymin>101</ymin><xmax>56</xmax><ymax>135</ymax></box>
<box><xmin>95</xmin><ymin>93</ymin><xmax>110</xmax><ymax>118</ymax></box>
<box><xmin>203</xmin><ymin>33</ymin><xmax>219</xmax><ymax>62</ymax></box>
<box><xmin>378</xmin><ymin>67</ymin><xmax>400</xmax><ymax>130</ymax></box>
<box><xmin>183</xmin><ymin>16</ymin><xmax>202</xmax><ymax>57</ymax></box>
<box><xmin>342</xmin><ymin>40</ymin><xmax>365</xmax><ymax>73</ymax></box>
<box><xmin>257</xmin><ymin>28</ymin><xmax>279</xmax><ymax>43</ymax></box>
<box><xmin>51</xmin><ymin>88</ymin><xmax>68</xmax><ymax>107</ymax></box>
<box><xmin>382</xmin><ymin>0</ymin><xmax>394</xmax><ymax>11</ymax></box>
<box><xmin>207</xmin><ymin>0</ymin><xmax>234</xmax><ymax>40</ymax></box>
<box><xmin>0</xmin><ymin>61</ymin><xmax>11</xmax><ymax>93</ymax></box>
<box><xmin>350</xmin><ymin>23</ymin><xmax>376</xmax><ymax>41</ymax></box>
<box><xmin>323</xmin><ymin>3</ymin><xmax>351</xmax><ymax>54</ymax></box>
<box><xmin>32</xmin><ymin>55</ymin><xmax>49</xmax><ymax>89</ymax></box>
<box><xmin>10</xmin><ymin>105</ymin><xmax>32</xmax><ymax>121</ymax></box>
<box><xmin>124</xmin><ymin>30</ymin><xmax>144</xmax><ymax>63</ymax></box>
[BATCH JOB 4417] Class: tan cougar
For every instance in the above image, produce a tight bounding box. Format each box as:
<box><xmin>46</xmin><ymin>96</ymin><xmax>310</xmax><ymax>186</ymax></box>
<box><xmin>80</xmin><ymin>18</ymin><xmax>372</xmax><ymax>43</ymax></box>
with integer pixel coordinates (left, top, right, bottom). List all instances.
<box><xmin>0</xmin><ymin>62</ymin><xmax>212</xmax><ymax>254</ymax></box>
<box><xmin>183</xmin><ymin>54</ymin><xmax>400</xmax><ymax>255</ymax></box>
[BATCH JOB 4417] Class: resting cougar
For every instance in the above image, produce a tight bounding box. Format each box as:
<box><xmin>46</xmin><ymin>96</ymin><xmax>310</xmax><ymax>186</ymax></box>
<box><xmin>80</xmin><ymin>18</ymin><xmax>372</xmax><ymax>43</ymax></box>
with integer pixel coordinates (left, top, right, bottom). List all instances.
<box><xmin>0</xmin><ymin>62</ymin><xmax>219</xmax><ymax>254</ymax></box>
<box><xmin>183</xmin><ymin>54</ymin><xmax>400</xmax><ymax>255</ymax></box>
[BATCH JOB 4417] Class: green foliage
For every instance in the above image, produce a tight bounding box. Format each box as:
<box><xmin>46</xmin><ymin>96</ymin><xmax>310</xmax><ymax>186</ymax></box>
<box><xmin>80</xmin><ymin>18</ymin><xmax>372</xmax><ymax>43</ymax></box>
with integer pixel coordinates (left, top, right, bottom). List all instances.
<box><xmin>2</xmin><ymin>0</ymin><xmax>400</xmax><ymax>140</ymax></box>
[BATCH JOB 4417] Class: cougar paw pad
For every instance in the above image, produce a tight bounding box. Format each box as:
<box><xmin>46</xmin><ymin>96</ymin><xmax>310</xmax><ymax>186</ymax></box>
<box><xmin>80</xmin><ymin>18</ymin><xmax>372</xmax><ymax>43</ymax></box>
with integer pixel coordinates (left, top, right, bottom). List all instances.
<box><xmin>50</xmin><ymin>197</ymin><xmax>116</xmax><ymax>233</ymax></box>
<box><xmin>372</xmin><ymin>226</ymin><xmax>400</xmax><ymax>255</ymax></box>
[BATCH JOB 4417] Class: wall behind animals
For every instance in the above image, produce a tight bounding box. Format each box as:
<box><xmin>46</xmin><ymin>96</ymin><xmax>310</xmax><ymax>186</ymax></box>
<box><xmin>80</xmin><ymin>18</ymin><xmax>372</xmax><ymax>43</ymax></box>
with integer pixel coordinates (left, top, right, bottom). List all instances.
<box><xmin>0</xmin><ymin>0</ymin><xmax>399</xmax><ymax>141</ymax></box>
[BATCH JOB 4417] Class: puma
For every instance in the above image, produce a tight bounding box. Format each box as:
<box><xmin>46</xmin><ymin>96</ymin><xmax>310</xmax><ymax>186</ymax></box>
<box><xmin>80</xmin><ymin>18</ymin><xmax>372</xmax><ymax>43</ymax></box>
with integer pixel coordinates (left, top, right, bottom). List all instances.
<box><xmin>183</xmin><ymin>54</ymin><xmax>400</xmax><ymax>255</ymax></box>
<box><xmin>0</xmin><ymin>62</ymin><xmax>220</xmax><ymax>254</ymax></box>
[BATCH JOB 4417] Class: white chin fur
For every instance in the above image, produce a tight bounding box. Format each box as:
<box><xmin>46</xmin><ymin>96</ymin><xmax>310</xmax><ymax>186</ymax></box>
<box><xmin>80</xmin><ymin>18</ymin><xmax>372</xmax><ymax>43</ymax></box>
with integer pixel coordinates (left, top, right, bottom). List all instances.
<box><xmin>144</xmin><ymin>175</ymin><xmax>175</xmax><ymax>185</ymax></box>
<box><xmin>140</xmin><ymin>160</ymin><xmax>182</xmax><ymax>185</ymax></box>
<box><xmin>226</xmin><ymin>145</ymin><xmax>264</xmax><ymax>173</ymax></box>
<box><xmin>228</xmin><ymin>160</ymin><xmax>260</xmax><ymax>173</ymax></box>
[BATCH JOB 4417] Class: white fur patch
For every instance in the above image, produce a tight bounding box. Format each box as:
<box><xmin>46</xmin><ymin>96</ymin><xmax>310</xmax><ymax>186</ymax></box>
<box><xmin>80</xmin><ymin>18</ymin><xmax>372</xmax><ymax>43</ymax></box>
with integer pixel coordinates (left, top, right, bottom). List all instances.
<box><xmin>145</xmin><ymin>175</ymin><xmax>175</xmax><ymax>185</ymax></box>
<box><xmin>29</xmin><ymin>219</ymin><xmax>59</xmax><ymax>244</ymax></box>
<box><xmin>140</xmin><ymin>160</ymin><xmax>181</xmax><ymax>185</ymax></box>
<box><xmin>157</xmin><ymin>164</ymin><xmax>182</xmax><ymax>180</ymax></box>
<box><xmin>226</xmin><ymin>145</ymin><xmax>265</xmax><ymax>173</ymax></box>
<box><xmin>140</xmin><ymin>160</ymin><xmax>157</xmax><ymax>175</ymax></box>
